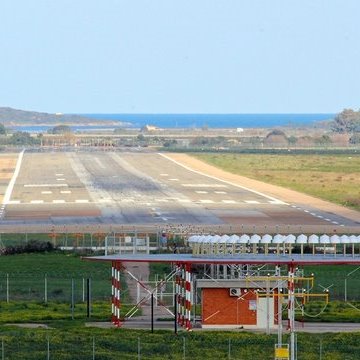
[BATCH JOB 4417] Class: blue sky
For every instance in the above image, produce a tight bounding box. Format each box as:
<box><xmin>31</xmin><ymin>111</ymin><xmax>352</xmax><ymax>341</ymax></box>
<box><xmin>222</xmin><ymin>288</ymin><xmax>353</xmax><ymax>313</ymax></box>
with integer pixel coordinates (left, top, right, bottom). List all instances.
<box><xmin>0</xmin><ymin>0</ymin><xmax>359</xmax><ymax>113</ymax></box>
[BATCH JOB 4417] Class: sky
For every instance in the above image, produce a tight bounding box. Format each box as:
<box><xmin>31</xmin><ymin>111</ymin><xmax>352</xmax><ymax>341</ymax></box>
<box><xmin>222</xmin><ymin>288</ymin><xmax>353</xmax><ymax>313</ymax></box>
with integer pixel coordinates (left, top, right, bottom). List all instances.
<box><xmin>0</xmin><ymin>0</ymin><xmax>359</xmax><ymax>114</ymax></box>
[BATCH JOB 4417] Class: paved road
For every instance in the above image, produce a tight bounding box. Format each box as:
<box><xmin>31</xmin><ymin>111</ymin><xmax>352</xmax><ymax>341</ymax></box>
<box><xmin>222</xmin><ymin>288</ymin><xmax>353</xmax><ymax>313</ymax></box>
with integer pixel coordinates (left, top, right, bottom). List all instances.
<box><xmin>87</xmin><ymin>319</ymin><xmax>360</xmax><ymax>333</ymax></box>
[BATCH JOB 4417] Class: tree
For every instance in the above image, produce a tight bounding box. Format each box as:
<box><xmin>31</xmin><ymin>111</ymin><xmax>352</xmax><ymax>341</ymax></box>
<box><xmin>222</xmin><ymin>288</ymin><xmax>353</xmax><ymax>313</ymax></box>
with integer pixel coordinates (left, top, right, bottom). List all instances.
<box><xmin>0</xmin><ymin>123</ymin><xmax>6</xmax><ymax>135</ymax></box>
<box><xmin>314</xmin><ymin>134</ymin><xmax>332</xmax><ymax>147</ymax></box>
<box><xmin>332</xmin><ymin>109</ymin><xmax>360</xmax><ymax>134</ymax></box>
<box><xmin>9</xmin><ymin>131</ymin><xmax>39</xmax><ymax>145</ymax></box>
<box><xmin>47</xmin><ymin>124</ymin><xmax>72</xmax><ymax>134</ymax></box>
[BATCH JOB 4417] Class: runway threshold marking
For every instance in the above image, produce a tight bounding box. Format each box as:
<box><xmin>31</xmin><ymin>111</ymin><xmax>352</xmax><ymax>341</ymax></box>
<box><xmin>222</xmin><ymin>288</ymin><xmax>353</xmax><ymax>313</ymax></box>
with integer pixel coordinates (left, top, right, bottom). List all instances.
<box><xmin>222</xmin><ymin>200</ymin><xmax>236</xmax><ymax>204</ymax></box>
<box><xmin>24</xmin><ymin>184</ymin><xmax>68</xmax><ymax>188</ymax></box>
<box><xmin>160</xmin><ymin>153</ymin><xmax>286</xmax><ymax>204</ymax></box>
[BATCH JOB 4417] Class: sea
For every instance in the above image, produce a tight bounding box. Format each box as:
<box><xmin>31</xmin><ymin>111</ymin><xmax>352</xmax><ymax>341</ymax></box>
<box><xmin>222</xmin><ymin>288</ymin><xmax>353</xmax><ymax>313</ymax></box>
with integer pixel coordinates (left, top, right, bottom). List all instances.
<box><xmin>9</xmin><ymin>113</ymin><xmax>334</xmax><ymax>133</ymax></box>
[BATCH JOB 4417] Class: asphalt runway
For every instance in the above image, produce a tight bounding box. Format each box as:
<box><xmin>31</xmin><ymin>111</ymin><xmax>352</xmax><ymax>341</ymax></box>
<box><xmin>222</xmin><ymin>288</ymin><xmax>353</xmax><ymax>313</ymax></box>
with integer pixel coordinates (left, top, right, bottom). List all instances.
<box><xmin>0</xmin><ymin>151</ymin><xmax>359</xmax><ymax>232</ymax></box>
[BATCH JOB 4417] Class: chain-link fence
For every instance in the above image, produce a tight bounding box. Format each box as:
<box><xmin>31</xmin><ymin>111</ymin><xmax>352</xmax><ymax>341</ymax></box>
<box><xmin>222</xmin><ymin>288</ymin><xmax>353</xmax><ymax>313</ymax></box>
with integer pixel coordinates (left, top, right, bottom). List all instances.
<box><xmin>0</xmin><ymin>331</ymin><xmax>359</xmax><ymax>360</ymax></box>
<box><xmin>0</xmin><ymin>273</ymin><xmax>112</xmax><ymax>303</ymax></box>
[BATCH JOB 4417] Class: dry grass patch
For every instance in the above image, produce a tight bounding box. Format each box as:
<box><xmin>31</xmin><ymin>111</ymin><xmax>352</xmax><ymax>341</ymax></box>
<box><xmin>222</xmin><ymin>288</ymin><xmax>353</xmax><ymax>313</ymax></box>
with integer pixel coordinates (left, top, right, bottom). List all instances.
<box><xmin>193</xmin><ymin>153</ymin><xmax>360</xmax><ymax>211</ymax></box>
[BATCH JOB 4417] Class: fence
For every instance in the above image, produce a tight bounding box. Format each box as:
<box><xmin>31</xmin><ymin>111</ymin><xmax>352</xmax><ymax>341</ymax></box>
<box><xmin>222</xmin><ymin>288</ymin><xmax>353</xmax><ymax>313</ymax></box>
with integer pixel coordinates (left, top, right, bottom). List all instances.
<box><xmin>0</xmin><ymin>332</ymin><xmax>359</xmax><ymax>360</ymax></box>
<box><xmin>0</xmin><ymin>273</ymin><xmax>112</xmax><ymax>303</ymax></box>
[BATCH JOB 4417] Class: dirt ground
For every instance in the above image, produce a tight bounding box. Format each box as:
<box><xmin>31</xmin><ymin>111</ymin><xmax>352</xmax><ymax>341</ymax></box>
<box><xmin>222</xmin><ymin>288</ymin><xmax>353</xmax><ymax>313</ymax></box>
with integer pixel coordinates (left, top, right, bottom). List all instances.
<box><xmin>167</xmin><ymin>153</ymin><xmax>360</xmax><ymax>224</ymax></box>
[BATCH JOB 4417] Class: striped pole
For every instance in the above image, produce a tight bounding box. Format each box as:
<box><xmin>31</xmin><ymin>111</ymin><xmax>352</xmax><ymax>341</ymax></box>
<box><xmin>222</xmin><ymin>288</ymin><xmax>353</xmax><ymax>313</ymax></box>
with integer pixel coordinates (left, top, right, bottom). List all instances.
<box><xmin>185</xmin><ymin>263</ymin><xmax>192</xmax><ymax>330</ymax></box>
<box><xmin>111</xmin><ymin>261</ymin><xmax>122</xmax><ymax>326</ymax></box>
<box><xmin>111</xmin><ymin>261</ymin><xmax>115</xmax><ymax>324</ymax></box>
<box><xmin>175</xmin><ymin>265</ymin><xmax>181</xmax><ymax>325</ymax></box>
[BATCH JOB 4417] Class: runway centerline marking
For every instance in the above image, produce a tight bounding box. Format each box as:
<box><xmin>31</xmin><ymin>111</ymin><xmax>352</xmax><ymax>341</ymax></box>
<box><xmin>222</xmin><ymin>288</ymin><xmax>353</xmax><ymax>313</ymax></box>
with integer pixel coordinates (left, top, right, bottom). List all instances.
<box><xmin>60</xmin><ymin>190</ymin><xmax>72</xmax><ymax>194</ymax></box>
<box><xmin>215</xmin><ymin>191</ymin><xmax>227</xmax><ymax>194</ymax></box>
<box><xmin>160</xmin><ymin>153</ymin><xmax>285</xmax><ymax>203</ymax></box>
<box><xmin>30</xmin><ymin>200</ymin><xmax>44</xmax><ymax>204</ymax></box>
<box><xmin>55</xmin><ymin>173</ymin><xmax>64</xmax><ymax>176</ymax></box>
<box><xmin>196</xmin><ymin>191</ymin><xmax>208</xmax><ymax>194</ymax></box>
<box><xmin>199</xmin><ymin>199</ymin><xmax>214</xmax><ymax>204</ymax></box>
<box><xmin>169</xmin><ymin>178</ymin><xmax>179</xmax><ymax>181</ymax></box>
<box><xmin>57</xmin><ymin>178</ymin><xmax>66</xmax><ymax>181</ymax></box>
<box><xmin>245</xmin><ymin>200</ymin><xmax>260</xmax><ymax>204</ymax></box>
<box><xmin>160</xmin><ymin>173</ymin><xmax>168</xmax><ymax>176</ymax></box>
<box><xmin>41</xmin><ymin>191</ymin><xmax>52</xmax><ymax>194</ymax></box>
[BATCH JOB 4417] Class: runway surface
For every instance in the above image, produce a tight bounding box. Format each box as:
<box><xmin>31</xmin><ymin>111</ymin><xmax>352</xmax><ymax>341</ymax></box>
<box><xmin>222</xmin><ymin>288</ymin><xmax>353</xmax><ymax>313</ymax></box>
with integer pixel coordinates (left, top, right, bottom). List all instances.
<box><xmin>0</xmin><ymin>151</ymin><xmax>359</xmax><ymax>232</ymax></box>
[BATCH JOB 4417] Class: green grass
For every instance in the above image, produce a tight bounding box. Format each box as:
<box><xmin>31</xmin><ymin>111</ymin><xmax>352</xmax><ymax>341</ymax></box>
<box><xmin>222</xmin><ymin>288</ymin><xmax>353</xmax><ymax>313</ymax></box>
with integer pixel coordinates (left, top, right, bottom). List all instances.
<box><xmin>193</xmin><ymin>153</ymin><xmax>360</xmax><ymax>210</ymax></box>
<box><xmin>0</xmin><ymin>327</ymin><xmax>359</xmax><ymax>359</ymax></box>
<box><xmin>0</xmin><ymin>252</ymin><xmax>131</xmax><ymax>302</ymax></box>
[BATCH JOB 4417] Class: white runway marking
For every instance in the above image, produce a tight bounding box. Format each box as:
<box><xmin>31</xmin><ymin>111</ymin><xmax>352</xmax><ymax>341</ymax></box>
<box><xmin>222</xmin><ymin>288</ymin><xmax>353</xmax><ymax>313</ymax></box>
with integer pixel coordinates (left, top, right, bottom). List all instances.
<box><xmin>199</xmin><ymin>200</ymin><xmax>214</xmax><ymax>204</ymax></box>
<box><xmin>55</xmin><ymin>173</ymin><xmax>64</xmax><ymax>176</ymax></box>
<box><xmin>75</xmin><ymin>199</ymin><xmax>89</xmax><ymax>203</ymax></box>
<box><xmin>160</xmin><ymin>173</ymin><xmax>168</xmax><ymax>176</ymax></box>
<box><xmin>160</xmin><ymin>154</ymin><xmax>284</xmax><ymax>203</ymax></box>
<box><xmin>30</xmin><ymin>200</ymin><xmax>44</xmax><ymax>204</ymax></box>
<box><xmin>215</xmin><ymin>191</ymin><xmax>227</xmax><ymax>194</ymax></box>
<box><xmin>196</xmin><ymin>191</ymin><xmax>208</xmax><ymax>194</ymax></box>
<box><xmin>268</xmin><ymin>200</ymin><xmax>287</xmax><ymax>205</ymax></box>
<box><xmin>182</xmin><ymin>184</ymin><xmax>227</xmax><ymax>188</ymax></box>
<box><xmin>24</xmin><ymin>184</ymin><xmax>68</xmax><ymax>188</ymax></box>
<box><xmin>41</xmin><ymin>191</ymin><xmax>52</xmax><ymax>194</ymax></box>
<box><xmin>8</xmin><ymin>200</ymin><xmax>20</xmax><ymax>204</ymax></box>
<box><xmin>169</xmin><ymin>178</ymin><xmax>179</xmax><ymax>181</ymax></box>
<box><xmin>176</xmin><ymin>199</ymin><xmax>191</xmax><ymax>203</ymax></box>
<box><xmin>3</xmin><ymin>150</ymin><xmax>25</xmax><ymax>205</ymax></box>
<box><xmin>245</xmin><ymin>200</ymin><xmax>260</xmax><ymax>204</ymax></box>
<box><xmin>57</xmin><ymin>178</ymin><xmax>66</xmax><ymax>181</ymax></box>
<box><xmin>53</xmin><ymin>200</ymin><xmax>65</xmax><ymax>204</ymax></box>
<box><xmin>222</xmin><ymin>200</ymin><xmax>236</xmax><ymax>204</ymax></box>
<box><xmin>60</xmin><ymin>190</ymin><xmax>72</xmax><ymax>194</ymax></box>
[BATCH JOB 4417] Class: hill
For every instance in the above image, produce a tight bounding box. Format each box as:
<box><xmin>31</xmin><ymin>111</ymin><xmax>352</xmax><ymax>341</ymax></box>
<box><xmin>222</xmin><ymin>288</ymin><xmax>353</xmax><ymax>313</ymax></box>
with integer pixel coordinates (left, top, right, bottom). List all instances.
<box><xmin>0</xmin><ymin>107</ymin><xmax>121</xmax><ymax>126</ymax></box>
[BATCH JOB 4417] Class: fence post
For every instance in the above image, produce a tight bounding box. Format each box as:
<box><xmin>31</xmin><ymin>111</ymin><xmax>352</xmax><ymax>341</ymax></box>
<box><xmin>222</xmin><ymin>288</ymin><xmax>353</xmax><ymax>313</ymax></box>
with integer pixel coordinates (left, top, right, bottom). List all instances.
<box><xmin>92</xmin><ymin>336</ymin><xmax>95</xmax><ymax>360</ymax></box>
<box><xmin>183</xmin><ymin>337</ymin><xmax>186</xmax><ymax>360</ymax></box>
<box><xmin>71</xmin><ymin>278</ymin><xmax>75</xmax><ymax>320</ymax></box>
<box><xmin>6</xmin><ymin>274</ymin><xmax>9</xmax><ymax>303</ymax></box>
<box><xmin>228</xmin><ymin>339</ymin><xmax>231</xmax><ymax>359</ymax></box>
<box><xmin>137</xmin><ymin>337</ymin><xmax>141</xmax><ymax>360</ymax></box>
<box><xmin>44</xmin><ymin>274</ymin><xmax>48</xmax><ymax>303</ymax></box>
<box><xmin>47</xmin><ymin>336</ymin><xmax>50</xmax><ymax>360</ymax></box>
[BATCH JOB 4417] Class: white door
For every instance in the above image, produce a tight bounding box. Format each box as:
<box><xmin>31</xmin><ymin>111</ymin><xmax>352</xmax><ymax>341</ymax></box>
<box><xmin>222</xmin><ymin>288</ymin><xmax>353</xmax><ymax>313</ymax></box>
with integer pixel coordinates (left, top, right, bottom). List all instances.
<box><xmin>256</xmin><ymin>297</ymin><xmax>274</xmax><ymax>329</ymax></box>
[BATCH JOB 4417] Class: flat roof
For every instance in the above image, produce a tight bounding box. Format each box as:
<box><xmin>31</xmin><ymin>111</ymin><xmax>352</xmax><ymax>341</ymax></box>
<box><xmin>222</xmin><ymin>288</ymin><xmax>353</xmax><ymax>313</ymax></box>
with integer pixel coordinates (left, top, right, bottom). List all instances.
<box><xmin>83</xmin><ymin>253</ymin><xmax>360</xmax><ymax>266</ymax></box>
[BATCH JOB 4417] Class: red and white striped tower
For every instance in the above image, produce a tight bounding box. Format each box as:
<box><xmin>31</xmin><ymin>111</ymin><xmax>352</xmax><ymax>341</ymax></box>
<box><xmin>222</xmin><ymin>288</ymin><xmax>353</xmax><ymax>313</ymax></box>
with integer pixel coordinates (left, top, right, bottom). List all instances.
<box><xmin>175</xmin><ymin>264</ymin><xmax>182</xmax><ymax>325</ymax></box>
<box><xmin>185</xmin><ymin>262</ymin><xmax>192</xmax><ymax>330</ymax></box>
<box><xmin>111</xmin><ymin>261</ymin><xmax>122</xmax><ymax>326</ymax></box>
<box><xmin>181</xmin><ymin>264</ymin><xmax>186</xmax><ymax>326</ymax></box>
<box><xmin>288</xmin><ymin>263</ymin><xmax>295</xmax><ymax>360</ymax></box>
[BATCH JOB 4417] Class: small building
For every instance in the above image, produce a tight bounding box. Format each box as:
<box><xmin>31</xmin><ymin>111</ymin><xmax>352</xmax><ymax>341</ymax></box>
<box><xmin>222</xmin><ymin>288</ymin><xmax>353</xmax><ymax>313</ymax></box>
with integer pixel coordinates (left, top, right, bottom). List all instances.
<box><xmin>198</xmin><ymin>279</ymin><xmax>280</xmax><ymax>329</ymax></box>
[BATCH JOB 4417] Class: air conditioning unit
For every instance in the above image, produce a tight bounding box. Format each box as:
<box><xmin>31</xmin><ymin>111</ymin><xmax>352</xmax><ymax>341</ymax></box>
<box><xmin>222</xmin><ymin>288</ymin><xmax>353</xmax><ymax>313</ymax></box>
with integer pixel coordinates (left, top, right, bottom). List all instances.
<box><xmin>229</xmin><ymin>288</ymin><xmax>241</xmax><ymax>297</ymax></box>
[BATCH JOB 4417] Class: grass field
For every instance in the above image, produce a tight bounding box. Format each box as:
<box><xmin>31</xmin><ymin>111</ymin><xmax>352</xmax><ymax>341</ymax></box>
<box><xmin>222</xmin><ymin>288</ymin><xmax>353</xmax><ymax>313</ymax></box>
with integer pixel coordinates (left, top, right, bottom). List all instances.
<box><xmin>193</xmin><ymin>153</ymin><xmax>360</xmax><ymax>210</ymax></box>
<box><xmin>0</xmin><ymin>327</ymin><xmax>359</xmax><ymax>359</ymax></box>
